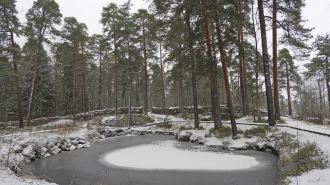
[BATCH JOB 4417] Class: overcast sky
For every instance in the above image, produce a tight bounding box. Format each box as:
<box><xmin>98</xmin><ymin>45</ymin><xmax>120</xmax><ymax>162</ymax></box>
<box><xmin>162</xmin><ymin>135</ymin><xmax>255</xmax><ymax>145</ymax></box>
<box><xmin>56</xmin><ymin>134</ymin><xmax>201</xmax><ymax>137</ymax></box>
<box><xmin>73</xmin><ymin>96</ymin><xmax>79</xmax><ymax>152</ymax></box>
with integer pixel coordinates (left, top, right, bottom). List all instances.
<box><xmin>15</xmin><ymin>0</ymin><xmax>330</xmax><ymax>48</ymax></box>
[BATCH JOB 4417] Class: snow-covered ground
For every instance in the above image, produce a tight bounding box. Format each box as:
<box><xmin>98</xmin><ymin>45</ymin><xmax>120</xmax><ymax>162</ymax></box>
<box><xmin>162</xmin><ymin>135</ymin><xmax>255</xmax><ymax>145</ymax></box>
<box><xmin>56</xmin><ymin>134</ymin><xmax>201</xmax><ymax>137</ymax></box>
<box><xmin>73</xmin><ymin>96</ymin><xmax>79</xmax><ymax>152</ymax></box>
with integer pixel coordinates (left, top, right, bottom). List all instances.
<box><xmin>1</xmin><ymin>114</ymin><xmax>330</xmax><ymax>185</ymax></box>
<box><xmin>103</xmin><ymin>140</ymin><xmax>258</xmax><ymax>170</ymax></box>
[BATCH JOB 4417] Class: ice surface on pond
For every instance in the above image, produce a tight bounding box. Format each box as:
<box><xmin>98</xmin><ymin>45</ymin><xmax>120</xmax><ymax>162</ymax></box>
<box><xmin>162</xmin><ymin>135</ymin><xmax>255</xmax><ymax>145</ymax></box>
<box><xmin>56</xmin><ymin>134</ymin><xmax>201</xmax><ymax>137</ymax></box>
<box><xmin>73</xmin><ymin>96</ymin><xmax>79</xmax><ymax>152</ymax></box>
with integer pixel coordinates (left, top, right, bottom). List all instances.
<box><xmin>103</xmin><ymin>140</ymin><xmax>259</xmax><ymax>170</ymax></box>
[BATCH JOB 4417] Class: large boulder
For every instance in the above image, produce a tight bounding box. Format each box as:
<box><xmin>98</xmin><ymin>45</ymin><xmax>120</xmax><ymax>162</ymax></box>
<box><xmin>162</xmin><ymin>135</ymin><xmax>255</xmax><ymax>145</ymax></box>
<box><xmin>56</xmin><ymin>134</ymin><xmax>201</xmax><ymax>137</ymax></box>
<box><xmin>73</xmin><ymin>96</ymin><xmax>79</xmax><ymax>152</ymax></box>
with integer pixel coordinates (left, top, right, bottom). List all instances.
<box><xmin>22</xmin><ymin>145</ymin><xmax>36</xmax><ymax>162</ymax></box>
<box><xmin>177</xmin><ymin>131</ymin><xmax>192</xmax><ymax>141</ymax></box>
<box><xmin>38</xmin><ymin>147</ymin><xmax>50</xmax><ymax>158</ymax></box>
<box><xmin>49</xmin><ymin>145</ymin><xmax>61</xmax><ymax>154</ymax></box>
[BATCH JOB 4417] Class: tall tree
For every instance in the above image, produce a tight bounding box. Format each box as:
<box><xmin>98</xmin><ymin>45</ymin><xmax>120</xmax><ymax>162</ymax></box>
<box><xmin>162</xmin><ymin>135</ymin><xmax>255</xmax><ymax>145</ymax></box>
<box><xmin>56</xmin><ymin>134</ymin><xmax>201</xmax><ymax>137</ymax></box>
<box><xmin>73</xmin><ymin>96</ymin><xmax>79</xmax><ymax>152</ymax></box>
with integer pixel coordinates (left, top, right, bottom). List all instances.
<box><xmin>212</xmin><ymin>0</ymin><xmax>237</xmax><ymax>136</ymax></box>
<box><xmin>61</xmin><ymin>17</ymin><xmax>86</xmax><ymax>118</ymax></box>
<box><xmin>1</xmin><ymin>0</ymin><xmax>24</xmax><ymax>127</ymax></box>
<box><xmin>101</xmin><ymin>3</ymin><xmax>119</xmax><ymax>118</ymax></box>
<box><xmin>312</xmin><ymin>34</ymin><xmax>330</xmax><ymax>113</ymax></box>
<box><xmin>202</xmin><ymin>0</ymin><xmax>222</xmax><ymax>128</ymax></box>
<box><xmin>257</xmin><ymin>0</ymin><xmax>276</xmax><ymax>126</ymax></box>
<box><xmin>133</xmin><ymin>9</ymin><xmax>157</xmax><ymax>115</ymax></box>
<box><xmin>278</xmin><ymin>48</ymin><xmax>301</xmax><ymax>116</ymax></box>
<box><xmin>272</xmin><ymin>0</ymin><xmax>280</xmax><ymax>120</ymax></box>
<box><xmin>24</xmin><ymin>0</ymin><xmax>62</xmax><ymax>126</ymax></box>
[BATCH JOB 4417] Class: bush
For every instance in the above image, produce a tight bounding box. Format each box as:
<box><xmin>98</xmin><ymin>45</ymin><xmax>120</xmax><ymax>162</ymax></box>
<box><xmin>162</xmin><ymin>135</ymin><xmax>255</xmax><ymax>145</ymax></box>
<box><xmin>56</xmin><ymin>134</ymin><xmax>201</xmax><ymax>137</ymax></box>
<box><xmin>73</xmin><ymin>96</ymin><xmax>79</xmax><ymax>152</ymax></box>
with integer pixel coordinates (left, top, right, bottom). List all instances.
<box><xmin>156</xmin><ymin>122</ymin><xmax>172</xmax><ymax>129</ymax></box>
<box><xmin>178</xmin><ymin>125</ymin><xmax>193</xmax><ymax>131</ymax></box>
<box><xmin>244</xmin><ymin>126</ymin><xmax>271</xmax><ymax>138</ymax></box>
<box><xmin>277</xmin><ymin>141</ymin><xmax>326</xmax><ymax>185</ymax></box>
<box><xmin>116</xmin><ymin>114</ymin><xmax>154</xmax><ymax>126</ymax></box>
<box><xmin>209</xmin><ymin>126</ymin><xmax>232</xmax><ymax>138</ymax></box>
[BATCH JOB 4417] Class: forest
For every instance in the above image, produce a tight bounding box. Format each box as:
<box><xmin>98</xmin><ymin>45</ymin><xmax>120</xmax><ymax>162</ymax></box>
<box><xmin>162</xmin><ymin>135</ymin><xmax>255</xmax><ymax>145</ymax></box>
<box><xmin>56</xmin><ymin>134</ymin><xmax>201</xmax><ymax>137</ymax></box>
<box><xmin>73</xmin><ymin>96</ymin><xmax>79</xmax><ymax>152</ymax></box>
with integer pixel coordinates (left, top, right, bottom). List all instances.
<box><xmin>1</xmin><ymin>0</ymin><xmax>329</xmax><ymax>135</ymax></box>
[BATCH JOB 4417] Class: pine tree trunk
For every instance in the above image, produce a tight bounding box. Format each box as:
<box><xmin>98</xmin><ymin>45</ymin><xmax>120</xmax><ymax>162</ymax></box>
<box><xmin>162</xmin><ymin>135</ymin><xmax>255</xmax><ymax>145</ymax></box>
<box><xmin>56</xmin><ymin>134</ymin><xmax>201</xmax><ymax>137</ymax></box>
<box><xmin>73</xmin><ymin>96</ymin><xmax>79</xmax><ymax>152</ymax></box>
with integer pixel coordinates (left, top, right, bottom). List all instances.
<box><xmin>251</xmin><ymin>0</ymin><xmax>261</xmax><ymax>122</ymax></box>
<box><xmin>179</xmin><ymin>66</ymin><xmax>184</xmax><ymax>117</ymax></box>
<box><xmin>285</xmin><ymin>61</ymin><xmax>292</xmax><ymax>116</ymax></box>
<box><xmin>273</xmin><ymin>0</ymin><xmax>280</xmax><ymax>120</ymax></box>
<box><xmin>98</xmin><ymin>50</ymin><xmax>102</xmax><ymax>109</ymax></box>
<box><xmin>26</xmin><ymin>40</ymin><xmax>42</xmax><ymax>126</ymax></box>
<box><xmin>238</xmin><ymin>30</ymin><xmax>246</xmax><ymax>116</ymax></box>
<box><xmin>203</xmin><ymin>0</ymin><xmax>221</xmax><ymax>128</ymax></box>
<box><xmin>10</xmin><ymin>32</ymin><xmax>23</xmax><ymax>128</ymax></box>
<box><xmin>214</xmin><ymin>17</ymin><xmax>238</xmax><ymax>136</ymax></box>
<box><xmin>326</xmin><ymin>55</ymin><xmax>330</xmax><ymax>116</ymax></box>
<box><xmin>186</xmin><ymin>15</ymin><xmax>199</xmax><ymax>128</ymax></box>
<box><xmin>82</xmin><ymin>45</ymin><xmax>88</xmax><ymax>112</ymax></box>
<box><xmin>238</xmin><ymin>0</ymin><xmax>249</xmax><ymax>115</ymax></box>
<box><xmin>257</xmin><ymin>0</ymin><xmax>276</xmax><ymax>126</ymax></box>
<box><xmin>128</xmin><ymin>32</ymin><xmax>132</xmax><ymax>128</ymax></box>
<box><xmin>142</xmin><ymin>17</ymin><xmax>148</xmax><ymax>115</ymax></box>
<box><xmin>72</xmin><ymin>40</ymin><xmax>77</xmax><ymax>120</ymax></box>
<box><xmin>160</xmin><ymin>41</ymin><xmax>165</xmax><ymax>113</ymax></box>
<box><xmin>113</xmin><ymin>6</ymin><xmax>118</xmax><ymax>120</ymax></box>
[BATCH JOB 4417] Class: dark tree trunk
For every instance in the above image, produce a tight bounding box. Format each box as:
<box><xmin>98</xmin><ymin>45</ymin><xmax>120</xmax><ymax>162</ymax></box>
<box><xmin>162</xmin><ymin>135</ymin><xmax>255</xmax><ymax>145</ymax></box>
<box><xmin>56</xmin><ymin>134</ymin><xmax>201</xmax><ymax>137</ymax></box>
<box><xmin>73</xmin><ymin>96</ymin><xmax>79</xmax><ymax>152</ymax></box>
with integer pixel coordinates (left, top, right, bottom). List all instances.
<box><xmin>326</xmin><ymin>55</ymin><xmax>330</xmax><ymax>115</ymax></box>
<box><xmin>72</xmin><ymin>40</ymin><xmax>77</xmax><ymax>119</ymax></box>
<box><xmin>160</xmin><ymin>41</ymin><xmax>165</xmax><ymax>113</ymax></box>
<box><xmin>257</xmin><ymin>0</ymin><xmax>276</xmax><ymax>126</ymax></box>
<box><xmin>127</xmin><ymin>31</ymin><xmax>132</xmax><ymax>128</ymax></box>
<box><xmin>273</xmin><ymin>0</ymin><xmax>280</xmax><ymax>120</ymax></box>
<box><xmin>179</xmin><ymin>67</ymin><xmax>184</xmax><ymax>117</ymax></box>
<box><xmin>142</xmin><ymin>16</ymin><xmax>148</xmax><ymax>115</ymax></box>
<box><xmin>10</xmin><ymin>31</ymin><xmax>23</xmax><ymax>128</ymax></box>
<box><xmin>186</xmin><ymin>15</ymin><xmax>199</xmax><ymax>128</ymax></box>
<box><xmin>238</xmin><ymin>29</ymin><xmax>246</xmax><ymax>116</ymax></box>
<box><xmin>214</xmin><ymin>15</ymin><xmax>238</xmax><ymax>136</ymax></box>
<box><xmin>26</xmin><ymin>39</ymin><xmax>43</xmax><ymax>125</ymax></box>
<box><xmin>285</xmin><ymin>61</ymin><xmax>292</xmax><ymax>116</ymax></box>
<box><xmin>98</xmin><ymin>50</ymin><xmax>102</xmax><ymax>109</ymax></box>
<box><xmin>203</xmin><ymin>0</ymin><xmax>221</xmax><ymax>128</ymax></box>
<box><xmin>113</xmin><ymin>7</ymin><xmax>118</xmax><ymax>119</ymax></box>
<box><xmin>239</xmin><ymin>0</ymin><xmax>249</xmax><ymax>115</ymax></box>
<box><xmin>81</xmin><ymin>45</ymin><xmax>88</xmax><ymax>112</ymax></box>
<box><xmin>251</xmin><ymin>0</ymin><xmax>261</xmax><ymax>122</ymax></box>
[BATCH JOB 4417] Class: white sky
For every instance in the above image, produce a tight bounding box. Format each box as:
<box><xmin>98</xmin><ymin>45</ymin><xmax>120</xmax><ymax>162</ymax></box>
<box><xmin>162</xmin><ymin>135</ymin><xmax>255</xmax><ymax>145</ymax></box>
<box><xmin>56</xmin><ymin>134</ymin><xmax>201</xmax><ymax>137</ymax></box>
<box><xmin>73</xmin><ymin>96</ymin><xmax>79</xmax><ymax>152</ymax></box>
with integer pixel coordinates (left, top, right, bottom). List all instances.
<box><xmin>15</xmin><ymin>0</ymin><xmax>149</xmax><ymax>45</ymax></box>
<box><xmin>15</xmin><ymin>0</ymin><xmax>330</xmax><ymax>55</ymax></box>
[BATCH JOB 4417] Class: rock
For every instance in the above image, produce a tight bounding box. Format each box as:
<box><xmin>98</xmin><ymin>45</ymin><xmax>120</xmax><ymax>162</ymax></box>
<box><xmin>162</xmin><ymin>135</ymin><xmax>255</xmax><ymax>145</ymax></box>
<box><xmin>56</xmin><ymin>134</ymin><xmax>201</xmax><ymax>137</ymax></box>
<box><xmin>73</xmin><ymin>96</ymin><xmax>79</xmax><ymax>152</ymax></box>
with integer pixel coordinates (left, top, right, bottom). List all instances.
<box><xmin>200</xmin><ymin>115</ymin><xmax>211</xmax><ymax>121</ymax></box>
<box><xmin>77</xmin><ymin>144</ymin><xmax>84</xmax><ymax>149</ymax></box>
<box><xmin>43</xmin><ymin>153</ymin><xmax>51</xmax><ymax>158</ymax></box>
<box><xmin>46</xmin><ymin>142</ymin><xmax>54</xmax><ymax>149</ymax></box>
<box><xmin>78</xmin><ymin>140</ymin><xmax>86</xmax><ymax>144</ymax></box>
<box><xmin>72</xmin><ymin>140</ymin><xmax>78</xmax><ymax>146</ymax></box>
<box><xmin>83</xmin><ymin>142</ymin><xmax>91</xmax><ymax>148</ymax></box>
<box><xmin>177</xmin><ymin>131</ymin><xmax>192</xmax><ymax>141</ymax></box>
<box><xmin>38</xmin><ymin>147</ymin><xmax>48</xmax><ymax>158</ymax></box>
<box><xmin>189</xmin><ymin>135</ymin><xmax>202</xmax><ymax>143</ymax></box>
<box><xmin>14</xmin><ymin>146</ymin><xmax>23</xmax><ymax>153</ymax></box>
<box><xmin>22</xmin><ymin>145</ymin><xmax>36</xmax><ymax>162</ymax></box>
<box><xmin>198</xmin><ymin>139</ymin><xmax>206</xmax><ymax>145</ymax></box>
<box><xmin>70</xmin><ymin>145</ymin><xmax>76</xmax><ymax>151</ymax></box>
<box><xmin>50</xmin><ymin>146</ymin><xmax>61</xmax><ymax>154</ymax></box>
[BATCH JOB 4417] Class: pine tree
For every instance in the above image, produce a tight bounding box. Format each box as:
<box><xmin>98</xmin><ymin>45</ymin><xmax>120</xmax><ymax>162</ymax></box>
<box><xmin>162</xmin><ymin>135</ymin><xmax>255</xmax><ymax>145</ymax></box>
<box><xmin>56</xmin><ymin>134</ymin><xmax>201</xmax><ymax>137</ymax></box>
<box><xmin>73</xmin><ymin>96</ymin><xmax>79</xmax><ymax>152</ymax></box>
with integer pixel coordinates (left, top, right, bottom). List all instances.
<box><xmin>257</xmin><ymin>0</ymin><xmax>276</xmax><ymax>126</ymax></box>
<box><xmin>0</xmin><ymin>0</ymin><xmax>24</xmax><ymax>127</ymax></box>
<box><xmin>24</xmin><ymin>0</ymin><xmax>62</xmax><ymax>126</ymax></box>
<box><xmin>278</xmin><ymin>48</ymin><xmax>301</xmax><ymax>116</ymax></box>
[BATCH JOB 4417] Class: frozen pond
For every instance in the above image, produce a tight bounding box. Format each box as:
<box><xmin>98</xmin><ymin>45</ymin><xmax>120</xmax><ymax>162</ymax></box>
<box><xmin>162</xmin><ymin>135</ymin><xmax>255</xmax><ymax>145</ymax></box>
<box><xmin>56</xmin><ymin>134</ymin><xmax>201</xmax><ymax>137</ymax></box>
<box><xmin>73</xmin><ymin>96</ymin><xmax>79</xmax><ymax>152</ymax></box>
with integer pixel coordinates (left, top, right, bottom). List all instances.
<box><xmin>19</xmin><ymin>135</ymin><xmax>278</xmax><ymax>185</ymax></box>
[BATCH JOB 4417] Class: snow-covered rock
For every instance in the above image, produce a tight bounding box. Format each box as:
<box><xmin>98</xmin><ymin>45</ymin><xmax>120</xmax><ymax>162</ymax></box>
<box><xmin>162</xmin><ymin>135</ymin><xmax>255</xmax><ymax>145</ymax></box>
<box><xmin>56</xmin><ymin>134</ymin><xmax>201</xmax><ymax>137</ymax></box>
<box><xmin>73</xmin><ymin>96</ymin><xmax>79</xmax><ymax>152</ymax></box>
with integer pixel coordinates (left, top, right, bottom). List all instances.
<box><xmin>69</xmin><ymin>145</ymin><xmax>76</xmax><ymax>151</ymax></box>
<box><xmin>49</xmin><ymin>145</ymin><xmax>61</xmax><ymax>154</ymax></box>
<box><xmin>78</xmin><ymin>139</ymin><xmax>86</xmax><ymax>144</ymax></box>
<box><xmin>38</xmin><ymin>147</ymin><xmax>48</xmax><ymax>158</ymax></box>
<box><xmin>177</xmin><ymin>131</ymin><xmax>192</xmax><ymax>141</ymax></box>
<box><xmin>71</xmin><ymin>140</ymin><xmax>78</xmax><ymax>146</ymax></box>
<box><xmin>22</xmin><ymin>145</ymin><xmax>36</xmax><ymax>162</ymax></box>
